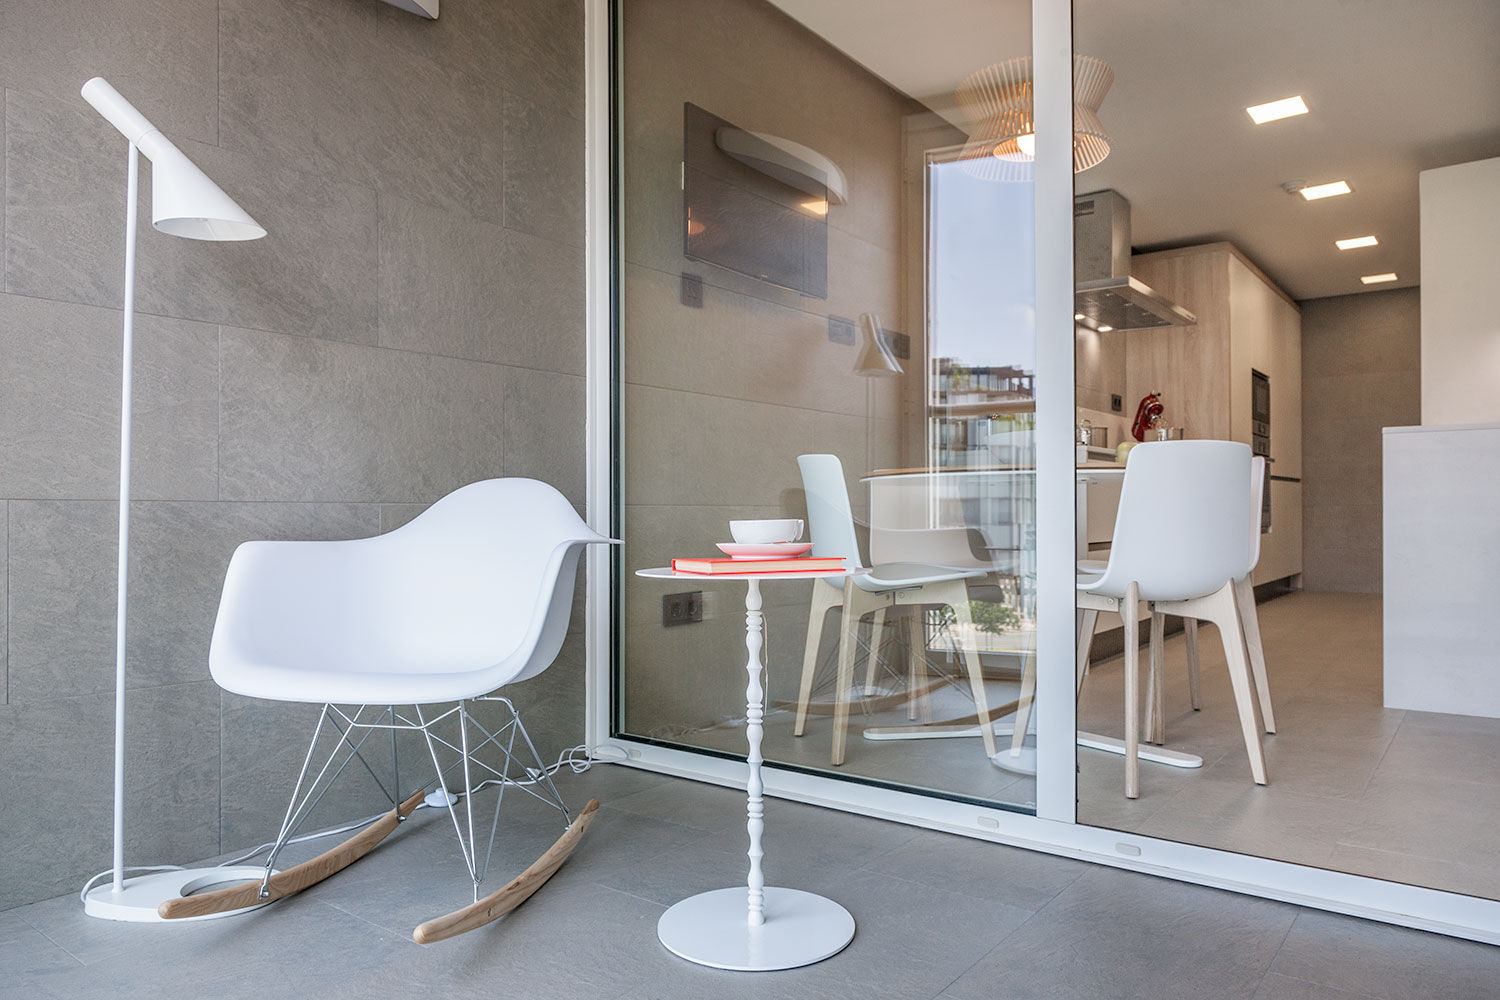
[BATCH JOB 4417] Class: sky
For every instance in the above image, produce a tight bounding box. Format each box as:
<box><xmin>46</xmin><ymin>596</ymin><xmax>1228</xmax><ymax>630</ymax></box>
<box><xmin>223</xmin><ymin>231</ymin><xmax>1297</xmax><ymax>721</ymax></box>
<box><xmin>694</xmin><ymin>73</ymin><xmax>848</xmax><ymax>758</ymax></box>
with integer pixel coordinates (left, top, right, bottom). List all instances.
<box><xmin>929</xmin><ymin>158</ymin><xmax>1037</xmax><ymax>377</ymax></box>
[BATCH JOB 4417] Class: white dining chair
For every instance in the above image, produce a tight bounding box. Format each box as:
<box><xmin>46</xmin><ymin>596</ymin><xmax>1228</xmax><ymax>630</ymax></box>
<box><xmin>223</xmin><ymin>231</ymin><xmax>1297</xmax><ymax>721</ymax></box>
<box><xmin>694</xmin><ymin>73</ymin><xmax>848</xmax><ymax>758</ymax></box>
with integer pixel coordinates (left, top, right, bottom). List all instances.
<box><xmin>184</xmin><ymin>478</ymin><xmax>618</xmax><ymax>942</ymax></box>
<box><xmin>1077</xmin><ymin>441</ymin><xmax>1265</xmax><ymax>798</ymax></box>
<box><xmin>1143</xmin><ymin>455</ymin><xmax>1276</xmax><ymax>744</ymax></box>
<box><xmin>793</xmin><ymin>454</ymin><xmax>997</xmax><ymax>765</ymax></box>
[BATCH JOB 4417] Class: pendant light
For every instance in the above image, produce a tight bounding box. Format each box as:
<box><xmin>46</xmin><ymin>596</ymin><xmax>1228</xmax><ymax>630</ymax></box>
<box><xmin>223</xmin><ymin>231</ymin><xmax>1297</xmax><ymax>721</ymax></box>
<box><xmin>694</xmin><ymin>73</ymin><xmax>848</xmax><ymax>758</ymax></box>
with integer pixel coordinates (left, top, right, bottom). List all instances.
<box><xmin>955</xmin><ymin>55</ymin><xmax>1114</xmax><ymax>182</ymax></box>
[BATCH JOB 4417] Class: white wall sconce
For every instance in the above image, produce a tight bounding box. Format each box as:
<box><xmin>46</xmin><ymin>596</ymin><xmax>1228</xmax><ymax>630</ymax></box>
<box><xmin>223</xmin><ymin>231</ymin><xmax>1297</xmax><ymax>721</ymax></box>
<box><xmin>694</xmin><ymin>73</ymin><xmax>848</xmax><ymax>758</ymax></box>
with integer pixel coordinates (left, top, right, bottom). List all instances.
<box><xmin>380</xmin><ymin>0</ymin><xmax>439</xmax><ymax>17</ymax></box>
<box><xmin>715</xmin><ymin>126</ymin><xmax>848</xmax><ymax>205</ymax></box>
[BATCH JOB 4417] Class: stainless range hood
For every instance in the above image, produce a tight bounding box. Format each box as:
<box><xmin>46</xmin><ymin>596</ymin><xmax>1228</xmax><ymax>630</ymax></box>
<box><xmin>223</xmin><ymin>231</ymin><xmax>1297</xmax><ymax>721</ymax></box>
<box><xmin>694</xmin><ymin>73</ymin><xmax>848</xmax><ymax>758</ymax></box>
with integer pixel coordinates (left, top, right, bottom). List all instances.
<box><xmin>1074</xmin><ymin>189</ymin><xmax>1196</xmax><ymax>331</ymax></box>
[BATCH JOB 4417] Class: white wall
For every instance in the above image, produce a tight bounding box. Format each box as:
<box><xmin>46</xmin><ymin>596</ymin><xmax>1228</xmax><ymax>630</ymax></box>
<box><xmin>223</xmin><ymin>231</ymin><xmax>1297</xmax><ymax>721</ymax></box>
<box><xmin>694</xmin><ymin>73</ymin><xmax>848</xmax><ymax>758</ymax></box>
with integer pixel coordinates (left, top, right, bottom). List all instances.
<box><xmin>1420</xmin><ymin>157</ymin><xmax>1500</xmax><ymax>426</ymax></box>
<box><xmin>1384</xmin><ymin>423</ymin><xmax>1500</xmax><ymax>718</ymax></box>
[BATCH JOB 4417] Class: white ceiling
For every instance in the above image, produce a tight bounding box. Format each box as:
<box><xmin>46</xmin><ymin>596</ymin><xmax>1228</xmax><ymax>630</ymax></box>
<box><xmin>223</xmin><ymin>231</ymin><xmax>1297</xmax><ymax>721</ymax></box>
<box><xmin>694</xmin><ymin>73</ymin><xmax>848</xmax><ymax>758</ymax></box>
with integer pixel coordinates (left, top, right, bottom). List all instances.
<box><xmin>771</xmin><ymin>0</ymin><xmax>1500</xmax><ymax>301</ymax></box>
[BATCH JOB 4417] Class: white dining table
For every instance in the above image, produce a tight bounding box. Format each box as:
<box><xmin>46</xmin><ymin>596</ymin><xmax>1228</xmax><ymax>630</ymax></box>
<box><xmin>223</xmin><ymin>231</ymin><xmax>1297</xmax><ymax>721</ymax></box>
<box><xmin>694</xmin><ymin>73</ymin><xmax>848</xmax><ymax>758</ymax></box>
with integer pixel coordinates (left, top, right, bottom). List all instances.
<box><xmin>636</xmin><ymin>565</ymin><xmax>860</xmax><ymax>972</ymax></box>
<box><xmin>854</xmin><ymin>466</ymin><xmax>1202</xmax><ymax>771</ymax></box>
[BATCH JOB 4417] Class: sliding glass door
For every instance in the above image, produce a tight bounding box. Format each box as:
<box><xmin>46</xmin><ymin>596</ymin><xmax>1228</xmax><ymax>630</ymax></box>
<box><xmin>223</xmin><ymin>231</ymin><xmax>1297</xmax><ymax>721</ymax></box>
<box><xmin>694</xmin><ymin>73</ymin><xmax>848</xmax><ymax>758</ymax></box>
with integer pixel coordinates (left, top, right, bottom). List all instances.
<box><xmin>612</xmin><ymin>0</ymin><xmax>1047</xmax><ymax>812</ymax></box>
<box><xmin>587</xmin><ymin>0</ymin><xmax>1500</xmax><ymax>945</ymax></box>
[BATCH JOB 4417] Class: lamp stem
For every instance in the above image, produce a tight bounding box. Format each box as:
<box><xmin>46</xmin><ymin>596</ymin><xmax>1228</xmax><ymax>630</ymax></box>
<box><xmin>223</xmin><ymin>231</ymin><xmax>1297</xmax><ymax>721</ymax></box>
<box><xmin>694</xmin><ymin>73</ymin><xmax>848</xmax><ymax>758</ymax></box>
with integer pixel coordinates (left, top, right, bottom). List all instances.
<box><xmin>111</xmin><ymin>141</ymin><xmax>139</xmax><ymax>895</ymax></box>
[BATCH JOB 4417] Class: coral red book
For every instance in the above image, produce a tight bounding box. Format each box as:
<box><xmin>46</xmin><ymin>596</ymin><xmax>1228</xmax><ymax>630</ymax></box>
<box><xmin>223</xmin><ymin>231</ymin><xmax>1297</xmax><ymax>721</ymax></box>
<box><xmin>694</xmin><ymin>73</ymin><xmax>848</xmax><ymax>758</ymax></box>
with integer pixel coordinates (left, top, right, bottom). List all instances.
<box><xmin>671</xmin><ymin>556</ymin><xmax>845</xmax><ymax>575</ymax></box>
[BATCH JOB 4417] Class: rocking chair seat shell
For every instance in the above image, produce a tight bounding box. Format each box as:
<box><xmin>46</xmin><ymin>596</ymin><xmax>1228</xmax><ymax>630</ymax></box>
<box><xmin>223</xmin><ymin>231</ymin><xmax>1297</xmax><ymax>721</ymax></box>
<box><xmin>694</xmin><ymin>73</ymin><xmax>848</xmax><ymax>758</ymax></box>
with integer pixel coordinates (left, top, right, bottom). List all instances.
<box><xmin>209</xmin><ymin>479</ymin><xmax>611</xmax><ymax>706</ymax></box>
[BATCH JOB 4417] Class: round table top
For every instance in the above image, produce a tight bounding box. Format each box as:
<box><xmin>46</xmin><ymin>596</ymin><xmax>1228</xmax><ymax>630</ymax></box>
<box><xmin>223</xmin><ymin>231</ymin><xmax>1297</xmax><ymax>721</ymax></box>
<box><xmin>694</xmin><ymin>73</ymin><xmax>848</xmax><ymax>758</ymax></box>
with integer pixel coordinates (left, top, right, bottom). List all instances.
<box><xmin>636</xmin><ymin>566</ymin><xmax>863</xmax><ymax>582</ymax></box>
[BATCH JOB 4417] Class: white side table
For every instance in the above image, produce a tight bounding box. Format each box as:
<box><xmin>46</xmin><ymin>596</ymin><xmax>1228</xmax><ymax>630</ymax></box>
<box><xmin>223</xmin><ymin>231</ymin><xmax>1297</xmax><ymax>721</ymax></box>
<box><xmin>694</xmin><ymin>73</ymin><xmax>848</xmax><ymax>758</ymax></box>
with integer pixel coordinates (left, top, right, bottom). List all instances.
<box><xmin>636</xmin><ymin>566</ymin><xmax>858</xmax><ymax>971</ymax></box>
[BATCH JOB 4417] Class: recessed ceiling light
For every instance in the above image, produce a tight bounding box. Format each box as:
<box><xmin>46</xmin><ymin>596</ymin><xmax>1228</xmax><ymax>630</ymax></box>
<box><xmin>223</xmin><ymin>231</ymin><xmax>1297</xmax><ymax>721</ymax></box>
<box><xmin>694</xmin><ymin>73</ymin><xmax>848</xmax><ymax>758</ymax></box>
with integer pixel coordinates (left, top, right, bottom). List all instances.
<box><xmin>1097</xmin><ymin>324</ymin><xmax>1114</xmax><ymax>333</ymax></box>
<box><xmin>1361</xmin><ymin>272</ymin><xmax>1398</xmax><ymax>284</ymax></box>
<box><xmin>1074</xmin><ymin>313</ymin><xmax>1086</xmax><ymax>321</ymax></box>
<box><xmin>1299</xmin><ymin>180</ymin><xmax>1352</xmax><ymax>200</ymax></box>
<box><xmin>1336</xmin><ymin>235</ymin><xmax>1379</xmax><ymax>250</ymax></box>
<box><xmin>1246</xmin><ymin>95</ymin><xmax>1308</xmax><ymax>125</ymax></box>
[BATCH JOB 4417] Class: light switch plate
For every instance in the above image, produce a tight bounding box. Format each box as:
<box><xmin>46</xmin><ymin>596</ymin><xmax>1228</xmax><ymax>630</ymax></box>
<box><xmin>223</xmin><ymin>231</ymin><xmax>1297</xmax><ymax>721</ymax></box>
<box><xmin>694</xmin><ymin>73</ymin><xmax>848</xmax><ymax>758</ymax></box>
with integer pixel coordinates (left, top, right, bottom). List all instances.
<box><xmin>827</xmin><ymin>315</ymin><xmax>855</xmax><ymax>345</ymax></box>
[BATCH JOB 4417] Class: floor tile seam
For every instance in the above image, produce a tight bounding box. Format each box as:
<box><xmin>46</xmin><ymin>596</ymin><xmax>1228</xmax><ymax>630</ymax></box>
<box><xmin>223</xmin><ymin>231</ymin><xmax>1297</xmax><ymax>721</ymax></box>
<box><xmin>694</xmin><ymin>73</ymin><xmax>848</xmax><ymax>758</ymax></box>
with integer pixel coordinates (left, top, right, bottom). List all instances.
<box><xmin>319</xmin><ymin>897</ymin><xmax>425</xmax><ymax>942</ymax></box>
<box><xmin>1326</xmin><ymin>837</ymin><xmax>1495</xmax><ymax>875</ymax></box>
<box><xmin>14</xmin><ymin>916</ymin><xmax>88</xmax><ymax>968</ymax></box>
<box><xmin>841</xmin><ymin>823</ymin><xmax>925</xmax><ymax>871</ymax></box>
<box><xmin>559</xmin><ymin>878</ymin><xmax>670</xmax><ymax>916</ymax></box>
<box><xmin>1362</xmin><ymin>759</ymin><xmax>1500</xmax><ymax>791</ymax></box>
<box><xmin>1354</xmin><ymin>714</ymin><xmax>1409</xmax><ymax>795</ymax></box>
<box><xmin>930</xmin><ymin>905</ymin><xmax>1051</xmax><ymax>999</ymax></box>
<box><xmin>1265</xmin><ymin>910</ymin><xmax>1395</xmax><ymax>998</ymax></box>
<box><xmin>1086</xmin><ymin>779</ymin><xmax>1183</xmax><ymax>836</ymax></box>
<box><xmin>595</xmin><ymin>801</ymin><xmax>733</xmax><ymax>843</ymax></box>
<box><xmin>1259</xmin><ymin>970</ymin><xmax>1385</xmax><ymax>1000</ymax></box>
<box><xmin>1253</xmin><ymin>904</ymin><xmax>1307</xmax><ymax>991</ymax></box>
<box><xmin>845</xmin><ymin>861</ymin><xmax>1071</xmax><ymax>913</ymax></box>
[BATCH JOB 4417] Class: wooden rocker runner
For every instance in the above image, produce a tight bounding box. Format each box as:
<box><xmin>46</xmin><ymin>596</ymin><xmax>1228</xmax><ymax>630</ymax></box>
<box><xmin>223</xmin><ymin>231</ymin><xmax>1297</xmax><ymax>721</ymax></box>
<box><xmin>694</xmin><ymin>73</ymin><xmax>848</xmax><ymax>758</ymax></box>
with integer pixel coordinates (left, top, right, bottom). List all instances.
<box><xmin>171</xmin><ymin>480</ymin><xmax>618</xmax><ymax>940</ymax></box>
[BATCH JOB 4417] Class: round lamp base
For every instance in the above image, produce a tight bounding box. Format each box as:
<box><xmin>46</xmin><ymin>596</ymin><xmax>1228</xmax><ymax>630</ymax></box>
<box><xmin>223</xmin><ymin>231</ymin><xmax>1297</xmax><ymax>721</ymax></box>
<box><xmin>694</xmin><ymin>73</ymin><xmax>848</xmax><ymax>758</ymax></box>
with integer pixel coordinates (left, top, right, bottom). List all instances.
<box><xmin>83</xmin><ymin>866</ymin><xmax>277</xmax><ymax>922</ymax></box>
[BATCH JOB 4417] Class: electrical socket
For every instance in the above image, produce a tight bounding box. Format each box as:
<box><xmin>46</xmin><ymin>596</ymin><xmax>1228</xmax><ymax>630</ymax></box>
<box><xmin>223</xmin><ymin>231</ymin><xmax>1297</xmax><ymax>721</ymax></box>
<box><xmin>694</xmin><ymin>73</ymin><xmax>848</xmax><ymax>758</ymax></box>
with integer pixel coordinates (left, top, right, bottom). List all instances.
<box><xmin>662</xmin><ymin>591</ymin><xmax>703</xmax><ymax>627</ymax></box>
<box><xmin>1111</xmin><ymin>393</ymin><xmax>1123</xmax><ymax>413</ymax></box>
<box><xmin>827</xmin><ymin>314</ymin><xmax>855</xmax><ymax>345</ymax></box>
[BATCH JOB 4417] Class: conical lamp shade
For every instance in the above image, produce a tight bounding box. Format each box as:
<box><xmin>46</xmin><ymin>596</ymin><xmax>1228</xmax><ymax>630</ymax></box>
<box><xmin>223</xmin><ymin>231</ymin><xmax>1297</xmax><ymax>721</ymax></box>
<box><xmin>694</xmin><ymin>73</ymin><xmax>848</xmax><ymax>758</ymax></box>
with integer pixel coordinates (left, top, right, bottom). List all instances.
<box><xmin>853</xmin><ymin>313</ymin><xmax>902</xmax><ymax>377</ymax></box>
<box><xmin>81</xmin><ymin>77</ymin><xmax>265</xmax><ymax>242</ymax></box>
<box><xmin>142</xmin><ymin>136</ymin><xmax>265</xmax><ymax>241</ymax></box>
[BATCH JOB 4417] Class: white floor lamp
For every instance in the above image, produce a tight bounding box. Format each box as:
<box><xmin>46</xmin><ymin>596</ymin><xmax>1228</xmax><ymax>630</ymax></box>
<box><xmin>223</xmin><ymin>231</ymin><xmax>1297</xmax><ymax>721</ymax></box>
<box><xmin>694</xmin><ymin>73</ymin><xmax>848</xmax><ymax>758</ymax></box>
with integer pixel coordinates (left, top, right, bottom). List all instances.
<box><xmin>79</xmin><ymin>77</ymin><xmax>270</xmax><ymax>922</ymax></box>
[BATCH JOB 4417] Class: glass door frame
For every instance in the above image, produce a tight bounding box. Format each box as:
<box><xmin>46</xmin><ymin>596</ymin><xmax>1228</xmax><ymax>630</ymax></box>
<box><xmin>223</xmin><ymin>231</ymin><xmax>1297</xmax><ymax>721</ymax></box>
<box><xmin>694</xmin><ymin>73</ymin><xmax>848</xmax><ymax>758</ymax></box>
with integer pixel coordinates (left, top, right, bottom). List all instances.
<box><xmin>581</xmin><ymin>0</ymin><xmax>1500</xmax><ymax>945</ymax></box>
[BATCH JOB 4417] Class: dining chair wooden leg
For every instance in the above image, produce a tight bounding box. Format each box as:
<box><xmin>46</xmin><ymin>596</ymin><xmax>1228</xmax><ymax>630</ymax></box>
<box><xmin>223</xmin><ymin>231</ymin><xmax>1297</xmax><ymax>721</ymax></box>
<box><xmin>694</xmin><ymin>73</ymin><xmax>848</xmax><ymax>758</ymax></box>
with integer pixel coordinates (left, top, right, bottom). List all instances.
<box><xmin>866</xmin><ymin>606</ymin><xmax>887</xmax><ymax>692</ymax></box>
<box><xmin>1123</xmin><ymin>581</ymin><xmax>1141</xmax><ymax>799</ymax></box>
<box><xmin>794</xmin><ymin>583</ymin><xmax>839</xmax><ymax>737</ymax></box>
<box><xmin>944</xmin><ymin>585</ymin><xmax>998</xmax><ymax>758</ymax></box>
<box><xmin>1184</xmin><ymin>617</ymin><xmax>1202</xmax><ymax>711</ymax></box>
<box><xmin>1145</xmin><ymin>611</ymin><xmax>1166</xmax><ymax>745</ymax></box>
<box><xmin>1010</xmin><ymin>648</ymin><xmax>1037</xmax><ymax>754</ymax></box>
<box><xmin>830</xmin><ymin>581</ymin><xmax>865</xmax><ymax>766</ymax></box>
<box><xmin>906</xmin><ymin>609</ymin><xmax>931</xmax><ymax>722</ymax></box>
<box><xmin>1234</xmin><ymin>575</ymin><xmax>1275</xmax><ymax>733</ymax></box>
<box><xmin>1203</xmin><ymin>581</ymin><xmax>1267</xmax><ymax>785</ymax></box>
<box><xmin>1076</xmin><ymin>607</ymin><xmax>1098</xmax><ymax>696</ymax></box>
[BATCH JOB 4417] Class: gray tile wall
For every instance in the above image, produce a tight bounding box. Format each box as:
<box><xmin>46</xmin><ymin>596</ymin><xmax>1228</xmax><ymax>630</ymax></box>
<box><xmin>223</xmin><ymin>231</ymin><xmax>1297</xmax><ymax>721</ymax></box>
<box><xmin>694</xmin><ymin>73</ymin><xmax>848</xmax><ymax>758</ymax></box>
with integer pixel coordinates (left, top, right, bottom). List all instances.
<box><xmin>0</xmin><ymin>0</ymin><xmax>587</xmax><ymax>908</ymax></box>
<box><xmin>1300</xmin><ymin>287</ymin><xmax>1421</xmax><ymax>593</ymax></box>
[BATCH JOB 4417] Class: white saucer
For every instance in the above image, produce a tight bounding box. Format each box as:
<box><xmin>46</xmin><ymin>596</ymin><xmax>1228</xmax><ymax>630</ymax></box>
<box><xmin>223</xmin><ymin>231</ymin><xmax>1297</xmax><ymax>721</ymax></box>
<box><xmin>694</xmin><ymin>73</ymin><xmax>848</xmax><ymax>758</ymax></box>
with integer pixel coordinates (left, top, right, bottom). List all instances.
<box><xmin>716</xmin><ymin>541</ymin><xmax>814</xmax><ymax>560</ymax></box>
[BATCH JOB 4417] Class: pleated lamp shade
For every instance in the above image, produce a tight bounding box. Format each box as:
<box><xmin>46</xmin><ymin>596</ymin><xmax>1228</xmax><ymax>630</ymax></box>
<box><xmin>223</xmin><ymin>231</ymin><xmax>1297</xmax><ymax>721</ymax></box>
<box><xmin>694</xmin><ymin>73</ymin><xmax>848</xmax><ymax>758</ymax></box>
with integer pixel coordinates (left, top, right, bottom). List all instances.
<box><xmin>955</xmin><ymin>55</ymin><xmax>1113</xmax><ymax>182</ymax></box>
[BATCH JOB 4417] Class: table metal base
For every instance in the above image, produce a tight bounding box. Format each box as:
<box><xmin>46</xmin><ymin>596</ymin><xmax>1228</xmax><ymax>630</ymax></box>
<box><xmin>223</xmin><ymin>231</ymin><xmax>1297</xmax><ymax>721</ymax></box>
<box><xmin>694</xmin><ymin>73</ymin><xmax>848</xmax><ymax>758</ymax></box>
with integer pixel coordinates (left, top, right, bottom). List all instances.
<box><xmin>657</xmin><ymin>887</ymin><xmax>855</xmax><ymax>971</ymax></box>
<box><xmin>867</xmin><ymin>722</ymin><xmax>1204</xmax><ymax>769</ymax></box>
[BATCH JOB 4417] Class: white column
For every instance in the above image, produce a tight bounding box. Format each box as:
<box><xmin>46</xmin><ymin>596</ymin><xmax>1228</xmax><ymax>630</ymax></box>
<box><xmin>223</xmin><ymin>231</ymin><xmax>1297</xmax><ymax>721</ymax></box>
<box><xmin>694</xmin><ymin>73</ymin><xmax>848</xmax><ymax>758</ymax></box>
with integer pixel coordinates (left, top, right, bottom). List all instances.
<box><xmin>1032</xmin><ymin>0</ymin><xmax>1080</xmax><ymax>823</ymax></box>
<box><xmin>742</xmin><ymin>578</ymin><xmax>766</xmax><ymax>926</ymax></box>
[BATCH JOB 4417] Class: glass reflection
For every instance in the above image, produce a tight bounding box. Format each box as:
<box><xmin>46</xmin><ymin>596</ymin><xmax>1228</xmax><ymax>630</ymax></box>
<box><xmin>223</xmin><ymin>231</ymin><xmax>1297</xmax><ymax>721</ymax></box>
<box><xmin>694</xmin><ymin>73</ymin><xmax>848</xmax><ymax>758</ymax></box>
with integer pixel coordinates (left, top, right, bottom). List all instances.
<box><xmin>617</xmin><ymin>0</ymin><xmax>1038</xmax><ymax>812</ymax></box>
<box><xmin>1071</xmin><ymin>0</ymin><xmax>1500</xmax><ymax>901</ymax></box>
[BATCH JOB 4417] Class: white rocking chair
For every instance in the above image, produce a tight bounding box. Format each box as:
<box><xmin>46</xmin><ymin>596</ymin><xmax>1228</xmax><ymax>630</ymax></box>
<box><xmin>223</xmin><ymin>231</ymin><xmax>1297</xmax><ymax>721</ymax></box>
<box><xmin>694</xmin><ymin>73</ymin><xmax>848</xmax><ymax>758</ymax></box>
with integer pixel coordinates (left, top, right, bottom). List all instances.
<box><xmin>166</xmin><ymin>479</ymin><xmax>616</xmax><ymax>942</ymax></box>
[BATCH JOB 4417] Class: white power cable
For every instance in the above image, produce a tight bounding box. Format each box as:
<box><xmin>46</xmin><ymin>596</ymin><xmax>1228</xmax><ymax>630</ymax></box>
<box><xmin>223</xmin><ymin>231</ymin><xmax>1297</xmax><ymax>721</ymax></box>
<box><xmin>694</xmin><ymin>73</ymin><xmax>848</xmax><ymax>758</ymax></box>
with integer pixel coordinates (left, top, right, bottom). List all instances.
<box><xmin>77</xmin><ymin>743</ymin><xmax>631</xmax><ymax>899</ymax></box>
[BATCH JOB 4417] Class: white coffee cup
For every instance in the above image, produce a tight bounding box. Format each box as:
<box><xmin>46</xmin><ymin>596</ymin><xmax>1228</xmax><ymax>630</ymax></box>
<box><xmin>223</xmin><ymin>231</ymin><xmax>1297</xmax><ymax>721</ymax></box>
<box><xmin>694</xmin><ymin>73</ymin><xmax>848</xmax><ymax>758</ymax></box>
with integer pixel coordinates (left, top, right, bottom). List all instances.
<box><xmin>729</xmin><ymin>519</ymin><xmax>804</xmax><ymax>544</ymax></box>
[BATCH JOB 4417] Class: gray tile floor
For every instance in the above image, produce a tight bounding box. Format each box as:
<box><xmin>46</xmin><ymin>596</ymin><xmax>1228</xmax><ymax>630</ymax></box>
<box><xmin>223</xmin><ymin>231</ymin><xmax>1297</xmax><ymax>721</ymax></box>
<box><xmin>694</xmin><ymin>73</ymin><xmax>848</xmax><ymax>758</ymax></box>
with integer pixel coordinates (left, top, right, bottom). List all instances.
<box><xmin>6</xmin><ymin>762</ymin><xmax>1499</xmax><ymax>999</ymax></box>
<box><xmin>1077</xmin><ymin>591</ymin><xmax>1500</xmax><ymax>901</ymax></box>
<box><xmin>670</xmin><ymin>590</ymin><xmax>1500</xmax><ymax>904</ymax></box>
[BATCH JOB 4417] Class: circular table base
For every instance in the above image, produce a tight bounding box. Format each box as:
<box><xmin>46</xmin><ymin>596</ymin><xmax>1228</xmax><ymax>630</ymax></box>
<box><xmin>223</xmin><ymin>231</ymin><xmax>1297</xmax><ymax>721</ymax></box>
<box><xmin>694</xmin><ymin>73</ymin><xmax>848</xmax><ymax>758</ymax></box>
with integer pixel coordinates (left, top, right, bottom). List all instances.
<box><xmin>658</xmin><ymin>887</ymin><xmax>855</xmax><ymax>971</ymax></box>
<box><xmin>990</xmin><ymin>744</ymin><xmax>1038</xmax><ymax>775</ymax></box>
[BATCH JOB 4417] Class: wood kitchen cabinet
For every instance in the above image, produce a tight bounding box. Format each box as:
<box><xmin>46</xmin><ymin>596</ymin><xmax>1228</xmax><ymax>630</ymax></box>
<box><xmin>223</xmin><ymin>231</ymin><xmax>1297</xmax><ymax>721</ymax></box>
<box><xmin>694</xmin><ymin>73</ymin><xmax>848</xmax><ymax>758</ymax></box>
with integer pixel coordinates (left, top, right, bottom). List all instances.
<box><xmin>1126</xmin><ymin>242</ymin><xmax>1303</xmax><ymax>585</ymax></box>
